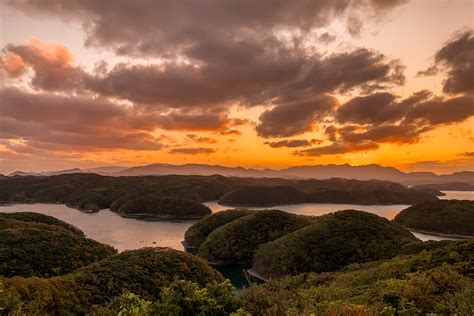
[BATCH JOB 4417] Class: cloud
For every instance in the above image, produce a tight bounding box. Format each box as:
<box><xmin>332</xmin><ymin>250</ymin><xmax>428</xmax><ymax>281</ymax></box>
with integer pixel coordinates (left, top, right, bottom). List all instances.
<box><xmin>293</xmin><ymin>142</ymin><xmax>379</xmax><ymax>157</ymax></box>
<box><xmin>169</xmin><ymin>147</ymin><xmax>216</xmax><ymax>155</ymax></box>
<box><xmin>0</xmin><ymin>87</ymin><xmax>163</xmax><ymax>151</ymax></box>
<box><xmin>419</xmin><ymin>29</ymin><xmax>474</xmax><ymax>95</ymax></box>
<box><xmin>330</xmin><ymin>90</ymin><xmax>474</xmax><ymax>151</ymax></box>
<box><xmin>0</xmin><ymin>38</ymin><xmax>87</xmax><ymax>91</ymax></box>
<box><xmin>336</xmin><ymin>92</ymin><xmax>402</xmax><ymax>124</ymax></box>
<box><xmin>6</xmin><ymin>1</ymin><xmax>407</xmax><ymax>57</ymax></box>
<box><xmin>402</xmin><ymin>157</ymin><xmax>474</xmax><ymax>173</ymax></box>
<box><xmin>461</xmin><ymin>152</ymin><xmax>474</xmax><ymax>157</ymax></box>
<box><xmin>256</xmin><ymin>95</ymin><xmax>338</xmax><ymax>138</ymax></box>
<box><xmin>264</xmin><ymin>139</ymin><xmax>321</xmax><ymax>148</ymax></box>
<box><xmin>405</xmin><ymin>94</ymin><xmax>474</xmax><ymax>125</ymax></box>
<box><xmin>187</xmin><ymin>134</ymin><xmax>218</xmax><ymax>144</ymax></box>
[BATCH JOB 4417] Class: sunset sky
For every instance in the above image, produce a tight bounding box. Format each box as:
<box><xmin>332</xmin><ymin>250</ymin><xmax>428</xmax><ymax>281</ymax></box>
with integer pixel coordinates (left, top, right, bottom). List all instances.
<box><xmin>0</xmin><ymin>0</ymin><xmax>473</xmax><ymax>174</ymax></box>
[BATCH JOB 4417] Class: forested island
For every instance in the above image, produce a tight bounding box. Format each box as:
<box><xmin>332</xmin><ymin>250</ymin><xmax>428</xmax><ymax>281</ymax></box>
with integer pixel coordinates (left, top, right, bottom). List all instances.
<box><xmin>0</xmin><ymin>173</ymin><xmax>438</xmax><ymax>220</ymax></box>
<box><xmin>394</xmin><ymin>200</ymin><xmax>474</xmax><ymax>237</ymax></box>
<box><xmin>412</xmin><ymin>182</ymin><xmax>474</xmax><ymax>191</ymax></box>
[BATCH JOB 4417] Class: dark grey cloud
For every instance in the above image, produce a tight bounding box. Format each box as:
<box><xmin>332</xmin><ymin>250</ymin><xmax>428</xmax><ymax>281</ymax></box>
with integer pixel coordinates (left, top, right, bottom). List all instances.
<box><xmin>6</xmin><ymin>0</ymin><xmax>407</xmax><ymax>58</ymax></box>
<box><xmin>256</xmin><ymin>95</ymin><xmax>338</xmax><ymax>138</ymax></box>
<box><xmin>336</xmin><ymin>92</ymin><xmax>401</xmax><ymax>124</ymax></box>
<box><xmin>419</xmin><ymin>29</ymin><xmax>474</xmax><ymax>95</ymax></box>
<box><xmin>405</xmin><ymin>95</ymin><xmax>474</xmax><ymax>125</ymax></box>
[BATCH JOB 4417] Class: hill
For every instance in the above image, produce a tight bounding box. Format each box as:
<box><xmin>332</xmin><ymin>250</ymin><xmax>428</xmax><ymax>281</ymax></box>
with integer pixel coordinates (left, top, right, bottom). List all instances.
<box><xmin>218</xmin><ymin>185</ymin><xmax>307</xmax><ymax>206</ymax></box>
<box><xmin>252</xmin><ymin>210</ymin><xmax>418</xmax><ymax>279</ymax></box>
<box><xmin>197</xmin><ymin>210</ymin><xmax>313</xmax><ymax>265</ymax></box>
<box><xmin>394</xmin><ymin>200</ymin><xmax>474</xmax><ymax>237</ymax></box>
<box><xmin>0</xmin><ymin>212</ymin><xmax>116</xmax><ymax>277</ymax></box>
<box><xmin>1</xmin><ymin>247</ymin><xmax>225</xmax><ymax>314</ymax></box>
<box><xmin>183</xmin><ymin>209</ymin><xmax>253</xmax><ymax>252</ymax></box>
<box><xmin>241</xmin><ymin>240</ymin><xmax>474</xmax><ymax>315</ymax></box>
<box><xmin>115</xmin><ymin>194</ymin><xmax>211</xmax><ymax>219</ymax></box>
<box><xmin>219</xmin><ymin>185</ymin><xmax>438</xmax><ymax>206</ymax></box>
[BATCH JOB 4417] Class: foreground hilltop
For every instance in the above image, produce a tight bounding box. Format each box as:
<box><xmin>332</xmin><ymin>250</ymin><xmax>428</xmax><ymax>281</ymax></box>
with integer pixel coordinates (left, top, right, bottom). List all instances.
<box><xmin>0</xmin><ymin>174</ymin><xmax>437</xmax><ymax>216</ymax></box>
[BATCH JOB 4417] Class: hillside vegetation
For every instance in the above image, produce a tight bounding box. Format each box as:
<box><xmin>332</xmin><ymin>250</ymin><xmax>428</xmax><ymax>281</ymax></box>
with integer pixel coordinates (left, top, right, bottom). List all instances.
<box><xmin>184</xmin><ymin>209</ymin><xmax>253</xmax><ymax>252</ymax></box>
<box><xmin>394</xmin><ymin>200</ymin><xmax>474</xmax><ymax>236</ymax></box>
<box><xmin>241</xmin><ymin>240</ymin><xmax>474</xmax><ymax>315</ymax></box>
<box><xmin>116</xmin><ymin>194</ymin><xmax>211</xmax><ymax>219</ymax></box>
<box><xmin>1</xmin><ymin>210</ymin><xmax>472</xmax><ymax>315</ymax></box>
<box><xmin>0</xmin><ymin>212</ymin><xmax>116</xmax><ymax>277</ymax></box>
<box><xmin>252</xmin><ymin>210</ymin><xmax>418</xmax><ymax>279</ymax></box>
<box><xmin>197</xmin><ymin>210</ymin><xmax>313</xmax><ymax>265</ymax></box>
<box><xmin>1</xmin><ymin>247</ymin><xmax>225</xmax><ymax>314</ymax></box>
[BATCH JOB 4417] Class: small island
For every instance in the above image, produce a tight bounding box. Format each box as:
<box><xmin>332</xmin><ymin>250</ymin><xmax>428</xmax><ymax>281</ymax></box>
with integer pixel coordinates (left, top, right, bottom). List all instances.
<box><xmin>412</xmin><ymin>182</ymin><xmax>474</xmax><ymax>191</ymax></box>
<box><xmin>183</xmin><ymin>208</ymin><xmax>253</xmax><ymax>253</ymax></box>
<box><xmin>115</xmin><ymin>194</ymin><xmax>212</xmax><ymax>220</ymax></box>
<box><xmin>218</xmin><ymin>185</ymin><xmax>438</xmax><ymax>206</ymax></box>
<box><xmin>197</xmin><ymin>210</ymin><xmax>313</xmax><ymax>265</ymax></box>
<box><xmin>394</xmin><ymin>200</ymin><xmax>474</xmax><ymax>238</ymax></box>
<box><xmin>252</xmin><ymin>210</ymin><xmax>418</xmax><ymax>279</ymax></box>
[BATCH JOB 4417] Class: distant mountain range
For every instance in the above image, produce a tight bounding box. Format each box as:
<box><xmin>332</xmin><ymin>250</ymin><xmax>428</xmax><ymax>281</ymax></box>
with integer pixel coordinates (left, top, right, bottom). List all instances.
<box><xmin>4</xmin><ymin>163</ymin><xmax>474</xmax><ymax>186</ymax></box>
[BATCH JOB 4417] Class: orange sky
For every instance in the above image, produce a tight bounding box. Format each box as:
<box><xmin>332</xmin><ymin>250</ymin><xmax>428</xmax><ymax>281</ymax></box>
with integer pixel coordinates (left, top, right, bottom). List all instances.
<box><xmin>0</xmin><ymin>0</ymin><xmax>473</xmax><ymax>174</ymax></box>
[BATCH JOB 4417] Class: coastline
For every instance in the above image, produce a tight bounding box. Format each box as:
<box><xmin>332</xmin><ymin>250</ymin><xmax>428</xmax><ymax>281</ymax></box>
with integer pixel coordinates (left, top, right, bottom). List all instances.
<box><xmin>407</xmin><ymin>227</ymin><xmax>473</xmax><ymax>240</ymax></box>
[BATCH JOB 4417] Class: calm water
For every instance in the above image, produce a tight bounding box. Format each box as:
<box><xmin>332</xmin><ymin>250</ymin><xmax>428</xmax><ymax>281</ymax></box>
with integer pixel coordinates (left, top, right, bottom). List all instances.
<box><xmin>439</xmin><ymin>191</ymin><xmax>474</xmax><ymax>200</ymax></box>
<box><xmin>0</xmin><ymin>191</ymin><xmax>471</xmax><ymax>252</ymax></box>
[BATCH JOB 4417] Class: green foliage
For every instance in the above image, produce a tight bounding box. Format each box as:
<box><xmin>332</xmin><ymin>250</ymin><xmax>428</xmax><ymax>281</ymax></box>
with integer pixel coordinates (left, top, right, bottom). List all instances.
<box><xmin>0</xmin><ymin>212</ymin><xmax>116</xmax><ymax>278</ymax></box>
<box><xmin>0</xmin><ymin>212</ymin><xmax>83</xmax><ymax>235</ymax></box>
<box><xmin>117</xmin><ymin>194</ymin><xmax>211</xmax><ymax>219</ymax></box>
<box><xmin>197</xmin><ymin>210</ymin><xmax>313</xmax><ymax>265</ymax></box>
<box><xmin>240</xmin><ymin>240</ymin><xmax>474</xmax><ymax>315</ymax></box>
<box><xmin>92</xmin><ymin>279</ymin><xmax>241</xmax><ymax>316</ymax></box>
<box><xmin>252</xmin><ymin>210</ymin><xmax>418</xmax><ymax>278</ymax></box>
<box><xmin>218</xmin><ymin>185</ymin><xmax>438</xmax><ymax>206</ymax></box>
<box><xmin>73</xmin><ymin>247</ymin><xmax>224</xmax><ymax>304</ymax></box>
<box><xmin>219</xmin><ymin>186</ymin><xmax>307</xmax><ymax>206</ymax></box>
<box><xmin>394</xmin><ymin>200</ymin><xmax>474</xmax><ymax>236</ymax></box>
<box><xmin>184</xmin><ymin>209</ymin><xmax>253</xmax><ymax>251</ymax></box>
<box><xmin>1</xmin><ymin>247</ymin><xmax>225</xmax><ymax>314</ymax></box>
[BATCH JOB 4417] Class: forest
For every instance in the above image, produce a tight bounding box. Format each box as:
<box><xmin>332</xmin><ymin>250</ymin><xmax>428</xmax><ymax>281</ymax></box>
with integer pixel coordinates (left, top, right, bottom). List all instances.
<box><xmin>394</xmin><ymin>200</ymin><xmax>474</xmax><ymax>237</ymax></box>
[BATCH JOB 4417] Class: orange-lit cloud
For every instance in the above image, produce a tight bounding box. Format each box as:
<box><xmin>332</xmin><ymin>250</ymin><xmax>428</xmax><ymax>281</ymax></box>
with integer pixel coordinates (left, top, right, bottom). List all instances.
<box><xmin>0</xmin><ymin>1</ymin><xmax>472</xmax><ymax>174</ymax></box>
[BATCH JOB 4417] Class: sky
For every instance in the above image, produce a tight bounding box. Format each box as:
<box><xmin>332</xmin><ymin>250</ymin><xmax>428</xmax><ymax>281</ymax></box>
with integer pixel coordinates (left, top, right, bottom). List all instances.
<box><xmin>0</xmin><ymin>0</ymin><xmax>473</xmax><ymax>174</ymax></box>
